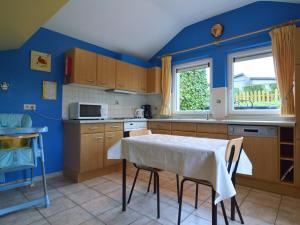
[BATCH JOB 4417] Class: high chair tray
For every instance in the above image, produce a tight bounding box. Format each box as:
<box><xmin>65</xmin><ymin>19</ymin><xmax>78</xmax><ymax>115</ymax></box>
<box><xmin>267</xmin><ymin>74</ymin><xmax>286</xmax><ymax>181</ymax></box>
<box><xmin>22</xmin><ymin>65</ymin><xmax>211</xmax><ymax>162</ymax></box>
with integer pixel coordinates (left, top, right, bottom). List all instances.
<box><xmin>0</xmin><ymin>127</ymin><xmax>48</xmax><ymax>135</ymax></box>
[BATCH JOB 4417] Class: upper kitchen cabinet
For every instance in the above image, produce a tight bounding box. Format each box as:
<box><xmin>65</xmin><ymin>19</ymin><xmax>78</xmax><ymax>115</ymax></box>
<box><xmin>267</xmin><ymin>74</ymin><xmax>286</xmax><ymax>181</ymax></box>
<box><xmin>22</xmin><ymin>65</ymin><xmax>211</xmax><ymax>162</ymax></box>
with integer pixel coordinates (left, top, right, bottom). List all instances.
<box><xmin>115</xmin><ymin>60</ymin><xmax>132</xmax><ymax>90</ymax></box>
<box><xmin>147</xmin><ymin>67</ymin><xmax>161</xmax><ymax>94</ymax></box>
<box><xmin>133</xmin><ymin>65</ymin><xmax>147</xmax><ymax>93</ymax></box>
<box><xmin>296</xmin><ymin>28</ymin><xmax>300</xmax><ymax>65</ymax></box>
<box><xmin>65</xmin><ymin>48</ymin><xmax>97</xmax><ymax>85</ymax></box>
<box><xmin>97</xmin><ymin>55</ymin><xmax>116</xmax><ymax>89</ymax></box>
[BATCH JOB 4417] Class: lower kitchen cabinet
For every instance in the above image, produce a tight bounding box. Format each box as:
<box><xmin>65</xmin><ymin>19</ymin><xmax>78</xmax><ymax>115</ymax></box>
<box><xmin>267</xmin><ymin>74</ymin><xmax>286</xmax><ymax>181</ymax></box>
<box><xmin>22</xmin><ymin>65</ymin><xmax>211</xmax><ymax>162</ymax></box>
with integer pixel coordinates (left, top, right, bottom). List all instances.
<box><xmin>81</xmin><ymin>133</ymin><xmax>104</xmax><ymax>172</ymax></box>
<box><xmin>172</xmin><ymin>131</ymin><xmax>196</xmax><ymax>137</ymax></box>
<box><xmin>63</xmin><ymin>122</ymin><xmax>123</xmax><ymax>182</ymax></box>
<box><xmin>104</xmin><ymin>131</ymin><xmax>123</xmax><ymax>167</ymax></box>
<box><xmin>230</xmin><ymin>135</ymin><xmax>278</xmax><ymax>182</ymax></box>
<box><xmin>197</xmin><ymin>132</ymin><xmax>227</xmax><ymax>139</ymax></box>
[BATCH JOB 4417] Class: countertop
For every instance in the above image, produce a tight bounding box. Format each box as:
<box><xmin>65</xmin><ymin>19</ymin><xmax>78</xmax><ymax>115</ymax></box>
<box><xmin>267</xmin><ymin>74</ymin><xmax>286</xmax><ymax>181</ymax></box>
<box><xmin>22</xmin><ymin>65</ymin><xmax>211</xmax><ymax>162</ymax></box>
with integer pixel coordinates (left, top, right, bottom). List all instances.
<box><xmin>63</xmin><ymin>118</ymin><xmax>295</xmax><ymax>127</ymax></box>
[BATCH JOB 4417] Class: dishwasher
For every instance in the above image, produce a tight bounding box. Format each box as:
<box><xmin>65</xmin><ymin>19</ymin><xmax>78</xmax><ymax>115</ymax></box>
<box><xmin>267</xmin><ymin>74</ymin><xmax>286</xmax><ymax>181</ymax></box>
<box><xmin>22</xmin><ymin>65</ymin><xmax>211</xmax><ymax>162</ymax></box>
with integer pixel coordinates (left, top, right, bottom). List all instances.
<box><xmin>228</xmin><ymin>125</ymin><xmax>278</xmax><ymax>182</ymax></box>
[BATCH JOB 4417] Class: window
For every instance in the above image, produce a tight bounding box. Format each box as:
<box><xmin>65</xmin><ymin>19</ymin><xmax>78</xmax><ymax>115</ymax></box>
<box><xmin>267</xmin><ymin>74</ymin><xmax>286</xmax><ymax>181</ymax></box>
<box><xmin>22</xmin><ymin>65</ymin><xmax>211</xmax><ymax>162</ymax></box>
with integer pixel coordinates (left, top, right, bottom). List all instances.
<box><xmin>172</xmin><ymin>59</ymin><xmax>212</xmax><ymax>114</ymax></box>
<box><xmin>228</xmin><ymin>47</ymin><xmax>280</xmax><ymax>114</ymax></box>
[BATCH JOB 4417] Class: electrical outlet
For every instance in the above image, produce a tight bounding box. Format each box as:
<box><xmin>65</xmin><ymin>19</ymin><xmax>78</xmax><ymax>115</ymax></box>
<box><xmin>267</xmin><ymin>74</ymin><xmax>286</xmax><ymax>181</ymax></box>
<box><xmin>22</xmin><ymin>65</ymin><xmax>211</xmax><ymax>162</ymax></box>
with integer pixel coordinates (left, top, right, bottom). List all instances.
<box><xmin>24</xmin><ymin>104</ymin><xmax>36</xmax><ymax>111</ymax></box>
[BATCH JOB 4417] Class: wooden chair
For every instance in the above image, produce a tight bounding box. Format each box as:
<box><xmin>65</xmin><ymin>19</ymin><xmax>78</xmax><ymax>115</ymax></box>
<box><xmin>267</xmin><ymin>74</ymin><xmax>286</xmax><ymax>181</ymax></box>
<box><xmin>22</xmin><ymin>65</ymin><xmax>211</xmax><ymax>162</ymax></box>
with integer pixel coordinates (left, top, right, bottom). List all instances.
<box><xmin>127</xmin><ymin>129</ymin><xmax>161</xmax><ymax>218</ymax></box>
<box><xmin>177</xmin><ymin>137</ymin><xmax>245</xmax><ymax>225</ymax></box>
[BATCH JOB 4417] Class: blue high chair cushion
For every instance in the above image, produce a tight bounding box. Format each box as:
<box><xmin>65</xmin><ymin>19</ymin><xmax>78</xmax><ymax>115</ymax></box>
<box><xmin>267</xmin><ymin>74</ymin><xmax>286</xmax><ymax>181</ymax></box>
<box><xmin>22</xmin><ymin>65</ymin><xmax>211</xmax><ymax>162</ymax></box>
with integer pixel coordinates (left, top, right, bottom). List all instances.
<box><xmin>0</xmin><ymin>114</ymin><xmax>32</xmax><ymax>128</ymax></box>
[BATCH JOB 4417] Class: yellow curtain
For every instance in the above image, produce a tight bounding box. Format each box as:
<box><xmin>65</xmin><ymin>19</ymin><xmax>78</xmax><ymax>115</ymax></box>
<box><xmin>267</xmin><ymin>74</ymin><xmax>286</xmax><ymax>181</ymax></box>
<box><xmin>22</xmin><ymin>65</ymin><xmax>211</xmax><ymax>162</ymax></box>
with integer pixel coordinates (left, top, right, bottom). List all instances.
<box><xmin>270</xmin><ymin>24</ymin><xmax>296</xmax><ymax>115</ymax></box>
<box><xmin>160</xmin><ymin>55</ymin><xmax>172</xmax><ymax>116</ymax></box>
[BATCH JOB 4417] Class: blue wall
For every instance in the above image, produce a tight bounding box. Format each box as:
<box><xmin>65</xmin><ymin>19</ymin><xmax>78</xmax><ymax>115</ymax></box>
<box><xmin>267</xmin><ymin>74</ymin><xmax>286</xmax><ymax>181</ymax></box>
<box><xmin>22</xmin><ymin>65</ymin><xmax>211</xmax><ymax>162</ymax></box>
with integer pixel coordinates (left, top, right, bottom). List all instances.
<box><xmin>150</xmin><ymin>1</ymin><xmax>300</xmax><ymax>88</ymax></box>
<box><xmin>0</xmin><ymin>28</ymin><xmax>150</xmax><ymax>180</ymax></box>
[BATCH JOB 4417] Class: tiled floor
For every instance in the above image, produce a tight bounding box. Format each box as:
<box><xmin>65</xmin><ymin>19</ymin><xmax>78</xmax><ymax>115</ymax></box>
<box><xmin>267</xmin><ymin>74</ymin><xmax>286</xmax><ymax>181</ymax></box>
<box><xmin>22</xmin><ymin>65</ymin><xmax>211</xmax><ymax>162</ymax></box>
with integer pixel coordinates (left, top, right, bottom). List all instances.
<box><xmin>0</xmin><ymin>166</ymin><xmax>299</xmax><ymax>225</ymax></box>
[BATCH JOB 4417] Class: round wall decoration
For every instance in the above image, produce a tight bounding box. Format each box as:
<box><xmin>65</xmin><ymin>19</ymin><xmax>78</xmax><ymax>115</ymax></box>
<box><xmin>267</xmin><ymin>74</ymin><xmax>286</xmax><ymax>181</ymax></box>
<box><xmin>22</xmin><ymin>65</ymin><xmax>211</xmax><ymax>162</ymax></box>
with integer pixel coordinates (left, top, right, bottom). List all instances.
<box><xmin>211</xmin><ymin>23</ymin><xmax>224</xmax><ymax>38</ymax></box>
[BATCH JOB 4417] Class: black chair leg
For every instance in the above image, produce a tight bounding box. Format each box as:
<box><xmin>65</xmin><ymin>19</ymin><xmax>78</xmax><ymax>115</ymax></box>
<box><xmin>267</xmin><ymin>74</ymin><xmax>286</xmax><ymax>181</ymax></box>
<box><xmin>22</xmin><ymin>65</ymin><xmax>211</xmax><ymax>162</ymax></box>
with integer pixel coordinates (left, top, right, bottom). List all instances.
<box><xmin>233</xmin><ymin>197</ymin><xmax>244</xmax><ymax>224</ymax></box>
<box><xmin>176</xmin><ymin>174</ymin><xmax>180</xmax><ymax>203</ymax></box>
<box><xmin>127</xmin><ymin>168</ymin><xmax>140</xmax><ymax>204</ymax></box>
<box><xmin>155</xmin><ymin>172</ymin><xmax>160</xmax><ymax>219</ymax></box>
<box><xmin>220</xmin><ymin>201</ymin><xmax>229</xmax><ymax>225</ymax></box>
<box><xmin>195</xmin><ymin>183</ymin><xmax>199</xmax><ymax>209</ymax></box>
<box><xmin>177</xmin><ymin>178</ymin><xmax>186</xmax><ymax>225</ymax></box>
<box><xmin>147</xmin><ymin>171</ymin><xmax>153</xmax><ymax>193</ymax></box>
<box><xmin>153</xmin><ymin>172</ymin><xmax>157</xmax><ymax>194</ymax></box>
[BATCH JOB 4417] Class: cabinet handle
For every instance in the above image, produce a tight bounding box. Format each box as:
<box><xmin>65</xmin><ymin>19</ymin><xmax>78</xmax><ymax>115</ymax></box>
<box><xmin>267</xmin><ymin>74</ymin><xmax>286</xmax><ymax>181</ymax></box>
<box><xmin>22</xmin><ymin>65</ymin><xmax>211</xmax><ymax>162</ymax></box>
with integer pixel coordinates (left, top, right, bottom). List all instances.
<box><xmin>106</xmin><ymin>136</ymin><xmax>114</xmax><ymax>138</ymax></box>
<box><xmin>87</xmin><ymin>80</ymin><xmax>94</xmax><ymax>83</ymax></box>
<box><xmin>89</xmin><ymin>127</ymin><xmax>98</xmax><ymax>130</ymax></box>
<box><xmin>112</xmin><ymin>126</ymin><xmax>119</xmax><ymax>128</ymax></box>
<box><xmin>95</xmin><ymin>137</ymin><xmax>103</xmax><ymax>139</ymax></box>
<box><xmin>99</xmin><ymin>81</ymin><xmax>107</xmax><ymax>85</ymax></box>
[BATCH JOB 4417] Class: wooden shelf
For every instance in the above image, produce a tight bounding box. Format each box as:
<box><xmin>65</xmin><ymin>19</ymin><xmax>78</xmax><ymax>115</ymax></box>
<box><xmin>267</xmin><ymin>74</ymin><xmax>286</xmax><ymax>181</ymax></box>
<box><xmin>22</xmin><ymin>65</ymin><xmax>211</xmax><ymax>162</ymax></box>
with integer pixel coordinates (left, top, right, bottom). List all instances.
<box><xmin>280</xmin><ymin>142</ymin><xmax>294</xmax><ymax>145</ymax></box>
<box><xmin>280</xmin><ymin>157</ymin><xmax>294</xmax><ymax>161</ymax></box>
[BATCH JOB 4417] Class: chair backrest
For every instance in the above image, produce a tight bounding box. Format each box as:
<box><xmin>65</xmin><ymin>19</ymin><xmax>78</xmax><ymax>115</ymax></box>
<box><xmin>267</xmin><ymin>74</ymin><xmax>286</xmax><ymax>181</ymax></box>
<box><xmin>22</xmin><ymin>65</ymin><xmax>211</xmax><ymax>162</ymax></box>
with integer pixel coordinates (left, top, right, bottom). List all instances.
<box><xmin>225</xmin><ymin>137</ymin><xmax>244</xmax><ymax>177</ymax></box>
<box><xmin>0</xmin><ymin>114</ymin><xmax>32</xmax><ymax>128</ymax></box>
<box><xmin>129</xmin><ymin>129</ymin><xmax>152</xmax><ymax>137</ymax></box>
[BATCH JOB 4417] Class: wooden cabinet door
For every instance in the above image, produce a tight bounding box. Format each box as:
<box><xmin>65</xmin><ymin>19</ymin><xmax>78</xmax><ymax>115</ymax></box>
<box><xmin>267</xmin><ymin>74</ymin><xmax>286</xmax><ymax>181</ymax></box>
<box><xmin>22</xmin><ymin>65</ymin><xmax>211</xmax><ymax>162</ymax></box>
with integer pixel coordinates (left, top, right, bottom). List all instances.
<box><xmin>72</xmin><ymin>48</ymin><xmax>97</xmax><ymax>85</ymax></box>
<box><xmin>296</xmin><ymin>28</ymin><xmax>300</xmax><ymax>65</ymax></box>
<box><xmin>137</xmin><ymin>66</ymin><xmax>147</xmax><ymax>93</ymax></box>
<box><xmin>197</xmin><ymin>133</ymin><xmax>227</xmax><ymax>139</ymax></box>
<box><xmin>147</xmin><ymin>67</ymin><xmax>161</xmax><ymax>93</ymax></box>
<box><xmin>151</xmin><ymin>129</ymin><xmax>172</xmax><ymax>135</ymax></box>
<box><xmin>116</xmin><ymin>60</ymin><xmax>132</xmax><ymax>90</ymax></box>
<box><xmin>97</xmin><ymin>55</ymin><xmax>116</xmax><ymax>88</ymax></box>
<box><xmin>172</xmin><ymin>131</ymin><xmax>196</xmax><ymax>137</ymax></box>
<box><xmin>230</xmin><ymin>135</ymin><xmax>278</xmax><ymax>182</ymax></box>
<box><xmin>104</xmin><ymin>131</ymin><xmax>123</xmax><ymax>167</ymax></box>
<box><xmin>80</xmin><ymin>133</ymin><xmax>104</xmax><ymax>172</ymax></box>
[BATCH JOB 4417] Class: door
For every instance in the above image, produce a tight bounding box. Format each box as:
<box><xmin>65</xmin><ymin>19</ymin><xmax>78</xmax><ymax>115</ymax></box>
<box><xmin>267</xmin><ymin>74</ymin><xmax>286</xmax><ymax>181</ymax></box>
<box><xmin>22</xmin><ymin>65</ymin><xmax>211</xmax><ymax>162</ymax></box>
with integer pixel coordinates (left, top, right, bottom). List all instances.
<box><xmin>229</xmin><ymin>135</ymin><xmax>278</xmax><ymax>182</ymax></box>
<box><xmin>97</xmin><ymin>55</ymin><xmax>116</xmax><ymax>88</ymax></box>
<box><xmin>73</xmin><ymin>48</ymin><xmax>97</xmax><ymax>85</ymax></box>
<box><xmin>80</xmin><ymin>133</ymin><xmax>104</xmax><ymax>172</ymax></box>
<box><xmin>104</xmin><ymin>131</ymin><xmax>123</xmax><ymax>166</ymax></box>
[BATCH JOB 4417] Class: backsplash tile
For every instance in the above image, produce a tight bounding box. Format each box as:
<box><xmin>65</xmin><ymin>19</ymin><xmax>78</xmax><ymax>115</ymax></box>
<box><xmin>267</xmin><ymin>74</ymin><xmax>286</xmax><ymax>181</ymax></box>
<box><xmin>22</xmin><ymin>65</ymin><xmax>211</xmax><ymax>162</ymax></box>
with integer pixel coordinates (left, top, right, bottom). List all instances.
<box><xmin>62</xmin><ymin>85</ymin><xmax>148</xmax><ymax>119</ymax></box>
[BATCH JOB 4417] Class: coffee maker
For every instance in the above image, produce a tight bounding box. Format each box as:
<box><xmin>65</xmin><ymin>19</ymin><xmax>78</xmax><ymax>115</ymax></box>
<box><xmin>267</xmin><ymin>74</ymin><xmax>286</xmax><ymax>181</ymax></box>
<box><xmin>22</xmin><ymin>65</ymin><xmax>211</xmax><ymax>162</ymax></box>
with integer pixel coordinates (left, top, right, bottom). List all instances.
<box><xmin>141</xmin><ymin>104</ymin><xmax>152</xmax><ymax>119</ymax></box>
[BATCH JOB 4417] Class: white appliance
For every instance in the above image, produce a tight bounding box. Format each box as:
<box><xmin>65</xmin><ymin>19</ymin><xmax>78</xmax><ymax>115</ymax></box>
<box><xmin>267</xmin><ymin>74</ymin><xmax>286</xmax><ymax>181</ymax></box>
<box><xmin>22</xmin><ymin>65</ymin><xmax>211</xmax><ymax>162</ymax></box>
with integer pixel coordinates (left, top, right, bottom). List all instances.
<box><xmin>69</xmin><ymin>102</ymin><xmax>108</xmax><ymax>120</ymax></box>
<box><xmin>135</xmin><ymin>108</ymin><xmax>144</xmax><ymax>118</ymax></box>
<box><xmin>123</xmin><ymin>121</ymin><xmax>147</xmax><ymax>137</ymax></box>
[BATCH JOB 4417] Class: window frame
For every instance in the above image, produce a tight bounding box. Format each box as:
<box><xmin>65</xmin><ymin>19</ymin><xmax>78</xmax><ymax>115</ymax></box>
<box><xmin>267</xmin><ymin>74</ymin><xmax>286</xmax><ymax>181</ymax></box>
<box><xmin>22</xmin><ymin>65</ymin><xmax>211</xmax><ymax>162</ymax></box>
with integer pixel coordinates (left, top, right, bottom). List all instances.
<box><xmin>227</xmin><ymin>46</ymin><xmax>280</xmax><ymax>115</ymax></box>
<box><xmin>172</xmin><ymin>58</ymin><xmax>213</xmax><ymax>115</ymax></box>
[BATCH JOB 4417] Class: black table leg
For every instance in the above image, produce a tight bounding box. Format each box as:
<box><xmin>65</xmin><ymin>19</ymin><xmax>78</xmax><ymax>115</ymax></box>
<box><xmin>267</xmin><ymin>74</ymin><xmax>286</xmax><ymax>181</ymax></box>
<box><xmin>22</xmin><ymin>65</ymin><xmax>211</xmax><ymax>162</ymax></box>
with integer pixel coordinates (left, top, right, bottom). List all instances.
<box><xmin>212</xmin><ymin>189</ymin><xmax>217</xmax><ymax>225</ymax></box>
<box><xmin>122</xmin><ymin>159</ymin><xmax>126</xmax><ymax>211</ymax></box>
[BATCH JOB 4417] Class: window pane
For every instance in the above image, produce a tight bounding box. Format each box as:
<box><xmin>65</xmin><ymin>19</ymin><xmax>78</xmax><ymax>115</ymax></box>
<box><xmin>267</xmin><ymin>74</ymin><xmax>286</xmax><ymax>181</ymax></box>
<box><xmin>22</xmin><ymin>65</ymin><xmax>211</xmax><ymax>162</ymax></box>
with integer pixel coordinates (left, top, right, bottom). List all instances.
<box><xmin>177</xmin><ymin>66</ymin><xmax>210</xmax><ymax>111</ymax></box>
<box><xmin>232</xmin><ymin>55</ymin><xmax>280</xmax><ymax>110</ymax></box>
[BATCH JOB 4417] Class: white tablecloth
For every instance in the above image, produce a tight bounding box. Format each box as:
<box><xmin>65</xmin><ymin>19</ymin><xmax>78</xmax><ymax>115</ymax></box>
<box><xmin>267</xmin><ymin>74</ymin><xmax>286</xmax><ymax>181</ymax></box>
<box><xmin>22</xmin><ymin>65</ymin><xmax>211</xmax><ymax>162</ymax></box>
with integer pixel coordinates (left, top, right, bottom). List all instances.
<box><xmin>108</xmin><ymin>134</ymin><xmax>252</xmax><ymax>204</ymax></box>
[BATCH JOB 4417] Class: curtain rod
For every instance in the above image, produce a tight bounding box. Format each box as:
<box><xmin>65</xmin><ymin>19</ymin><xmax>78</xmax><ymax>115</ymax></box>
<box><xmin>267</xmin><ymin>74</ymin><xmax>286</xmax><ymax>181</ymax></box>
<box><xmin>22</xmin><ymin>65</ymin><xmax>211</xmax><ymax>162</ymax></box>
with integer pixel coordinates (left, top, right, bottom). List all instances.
<box><xmin>157</xmin><ymin>18</ymin><xmax>300</xmax><ymax>59</ymax></box>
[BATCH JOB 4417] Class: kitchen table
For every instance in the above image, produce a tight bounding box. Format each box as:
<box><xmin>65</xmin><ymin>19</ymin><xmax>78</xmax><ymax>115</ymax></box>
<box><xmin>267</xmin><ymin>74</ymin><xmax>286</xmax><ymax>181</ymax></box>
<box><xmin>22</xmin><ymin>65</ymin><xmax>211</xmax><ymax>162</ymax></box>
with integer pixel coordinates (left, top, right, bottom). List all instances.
<box><xmin>108</xmin><ymin>134</ymin><xmax>252</xmax><ymax>224</ymax></box>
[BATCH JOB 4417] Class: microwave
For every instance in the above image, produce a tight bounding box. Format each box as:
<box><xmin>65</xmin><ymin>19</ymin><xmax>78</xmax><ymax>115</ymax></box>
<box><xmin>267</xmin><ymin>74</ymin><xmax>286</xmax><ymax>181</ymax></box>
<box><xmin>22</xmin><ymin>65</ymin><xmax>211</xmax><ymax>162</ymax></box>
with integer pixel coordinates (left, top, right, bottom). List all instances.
<box><xmin>69</xmin><ymin>102</ymin><xmax>108</xmax><ymax>120</ymax></box>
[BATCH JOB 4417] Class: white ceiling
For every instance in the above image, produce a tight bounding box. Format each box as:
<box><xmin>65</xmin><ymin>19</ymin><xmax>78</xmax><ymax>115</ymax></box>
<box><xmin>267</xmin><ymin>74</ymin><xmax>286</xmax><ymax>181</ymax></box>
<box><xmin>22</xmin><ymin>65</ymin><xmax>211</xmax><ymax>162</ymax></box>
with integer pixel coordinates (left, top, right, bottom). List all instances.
<box><xmin>44</xmin><ymin>0</ymin><xmax>300</xmax><ymax>60</ymax></box>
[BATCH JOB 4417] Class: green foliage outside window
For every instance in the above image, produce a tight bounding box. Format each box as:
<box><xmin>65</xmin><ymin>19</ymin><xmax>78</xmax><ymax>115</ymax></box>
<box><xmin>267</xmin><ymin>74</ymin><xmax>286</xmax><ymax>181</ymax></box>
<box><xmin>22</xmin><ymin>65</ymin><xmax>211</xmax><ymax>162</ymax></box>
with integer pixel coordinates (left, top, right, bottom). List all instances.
<box><xmin>178</xmin><ymin>68</ymin><xmax>210</xmax><ymax>111</ymax></box>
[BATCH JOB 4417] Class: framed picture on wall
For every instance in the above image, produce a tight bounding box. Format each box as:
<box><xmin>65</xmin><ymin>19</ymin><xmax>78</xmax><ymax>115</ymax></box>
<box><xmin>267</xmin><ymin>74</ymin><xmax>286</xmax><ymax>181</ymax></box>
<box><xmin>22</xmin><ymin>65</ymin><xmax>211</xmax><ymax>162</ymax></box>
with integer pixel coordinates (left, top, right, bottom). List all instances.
<box><xmin>30</xmin><ymin>50</ymin><xmax>51</xmax><ymax>72</ymax></box>
<box><xmin>42</xmin><ymin>81</ymin><xmax>57</xmax><ymax>100</ymax></box>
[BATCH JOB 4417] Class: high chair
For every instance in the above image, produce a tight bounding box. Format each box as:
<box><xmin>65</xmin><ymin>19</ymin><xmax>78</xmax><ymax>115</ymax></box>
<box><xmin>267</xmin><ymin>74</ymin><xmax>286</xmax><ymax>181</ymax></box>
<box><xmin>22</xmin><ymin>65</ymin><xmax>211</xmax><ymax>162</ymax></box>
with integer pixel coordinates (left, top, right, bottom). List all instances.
<box><xmin>0</xmin><ymin>113</ymin><xmax>49</xmax><ymax>216</ymax></box>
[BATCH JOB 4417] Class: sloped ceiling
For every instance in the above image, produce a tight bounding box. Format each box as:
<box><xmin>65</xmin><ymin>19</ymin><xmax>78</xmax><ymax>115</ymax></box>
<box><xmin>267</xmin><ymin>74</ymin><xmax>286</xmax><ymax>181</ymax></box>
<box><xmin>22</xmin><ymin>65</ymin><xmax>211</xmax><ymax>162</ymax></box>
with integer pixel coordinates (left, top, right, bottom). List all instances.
<box><xmin>0</xmin><ymin>0</ymin><xmax>68</xmax><ymax>51</ymax></box>
<box><xmin>43</xmin><ymin>0</ymin><xmax>300</xmax><ymax>60</ymax></box>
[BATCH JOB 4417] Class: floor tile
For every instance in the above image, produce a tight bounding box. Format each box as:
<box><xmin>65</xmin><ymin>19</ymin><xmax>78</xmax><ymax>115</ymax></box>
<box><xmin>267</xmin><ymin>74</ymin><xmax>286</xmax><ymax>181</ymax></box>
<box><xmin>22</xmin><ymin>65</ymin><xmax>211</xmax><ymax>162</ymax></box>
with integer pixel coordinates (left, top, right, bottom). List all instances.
<box><xmin>57</xmin><ymin>183</ymin><xmax>88</xmax><ymax>195</ymax></box>
<box><xmin>245</xmin><ymin>189</ymin><xmax>281</xmax><ymax>209</ymax></box>
<box><xmin>66</xmin><ymin>188</ymin><xmax>102</xmax><ymax>204</ymax></box>
<box><xmin>23</xmin><ymin>188</ymin><xmax>63</xmax><ymax>201</ymax></box>
<box><xmin>83</xmin><ymin>177</ymin><xmax>109</xmax><ymax>187</ymax></box>
<box><xmin>181</xmin><ymin>214</ymin><xmax>212</xmax><ymax>225</ymax></box>
<box><xmin>37</xmin><ymin>196</ymin><xmax>76</xmax><ymax>217</ymax></box>
<box><xmin>0</xmin><ymin>208</ymin><xmax>43</xmax><ymax>225</ymax></box>
<box><xmin>81</xmin><ymin>195</ymin><xmax>119</xmax><ymax>216</ymax></box>
<box><xmin>47</xmin><ymin>176</ymin><xmax>74</xmax><ymax>188</ymax></box>
<box><xmin>28</xmin><ymin>219</ymin><xmax>50</xmax><ymax>225</ymax></box>
<box><xmin>97</xmin><ymin>206</ymin><xmax>141</xmax><ymax>225</ymax></box>
<box><xmin>240</xmin><ymin>200</ymin><xmax>278</xmax><ymax>224</ymax></box>
<box><xmin>92</xmin><ymin>180</ymin><xmax>121</xmax><ymax>194</ymax></box>
<box><xmin>79</xmin><ymin>217</ymin><xmax>105</xmax><ymax>225</ymax></box>
<box><xmin>276</xmin><ymin>209</ymin><xmax>300</xmax><ymax>225</ymax></box>
<box><xmin>47</xmin><ymin>206</ymin><xmax>93</xmax><ymax>225</ymax></box>
<box><xmin>279</xmin><ymin>195</ymin><xmax>300</xmax><ymax>214</ymax></box>
<box><xmin>105</xmin><ymin>187</ymin><xmax>141</xmax><ymax>203</ymax></box>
